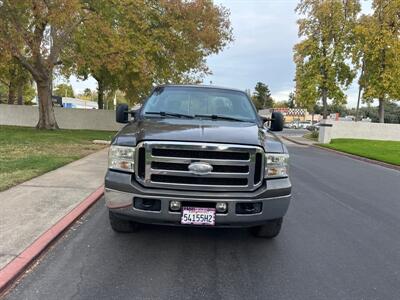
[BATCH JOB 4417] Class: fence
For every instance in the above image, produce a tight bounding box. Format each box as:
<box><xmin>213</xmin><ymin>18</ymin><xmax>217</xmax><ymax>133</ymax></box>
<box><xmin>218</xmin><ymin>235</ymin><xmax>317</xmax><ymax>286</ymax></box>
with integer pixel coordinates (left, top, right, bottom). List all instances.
<box><xmin>0</xmin><ymin>104</ymin><xmax>122</xmax><ymax>131</ymax></box>
<box><xmin>318</xmin><ymin>120</ymin><xmax>400</xmax><ymax>144</ymax></box>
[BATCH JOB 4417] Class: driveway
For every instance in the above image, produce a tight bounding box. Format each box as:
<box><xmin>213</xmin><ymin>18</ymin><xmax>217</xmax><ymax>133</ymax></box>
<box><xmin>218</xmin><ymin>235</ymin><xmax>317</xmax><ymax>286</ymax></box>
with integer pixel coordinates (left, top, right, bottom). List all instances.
<box><xmin>3</xmin><ymin>143</ymin><xmax>400</xmax><ymax>300</ymax></box>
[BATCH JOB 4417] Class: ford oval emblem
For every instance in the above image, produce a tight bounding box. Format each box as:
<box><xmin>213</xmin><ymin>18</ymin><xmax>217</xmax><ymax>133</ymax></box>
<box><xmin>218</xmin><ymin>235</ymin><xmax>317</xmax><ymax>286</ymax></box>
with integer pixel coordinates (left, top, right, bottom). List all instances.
<box><xmin>188</xmin><ymin>162</ymin><xmax>213</xmax><ymax>175</ymax></box>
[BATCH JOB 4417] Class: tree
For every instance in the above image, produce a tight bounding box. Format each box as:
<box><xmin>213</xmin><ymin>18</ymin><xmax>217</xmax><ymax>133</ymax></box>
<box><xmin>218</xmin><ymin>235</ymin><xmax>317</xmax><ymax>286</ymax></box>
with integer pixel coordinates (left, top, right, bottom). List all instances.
<box><xmin>346</xmin><ymin>102</ymin><xmax>400</xmax><ymax>123</ymax></box>
<box><xmin>0</xmin><ymin>1</ymin><xmax>88</xmax><ymax>128</ymax></box>
<box><xmin>0</xmin><ymin>48</ymin><xmax>31</xmax><ymax>105</ymax></box>
<box><xmin>273</xmin><ymin>101</ymin><xmax>289</xmax><ymax>108</ymax></box>
<box><xmin>294</xmin><ymin>0</ymin><xmax>361</xmax><ymax>119</ymax></box>
<box><xmin>353</xmin><ymin>0</ymin><xmax>400</xmax><ymax>123</ymax></box>
<box><xmin>288</xmin><ymin>92</ymin><xmax>296</xmax><ymax>108</ymax></box>
<box><xmin>329</xmin><ymin>102</ymin><xmax>347</xmax><ymax>116</ymax></box>
<box><xmin>312</xmin><ymin>102</ymin><xmax>347</xmax><ymax>117</ymax></box>
<box><xmin>65</xmin><ymin>0</ymin><xmax>233</xmax><ymax>108</ymax></box>
<box><xmin>83</xmin><ymin>88</ymin><xmax>92</xmax><ymax>98</ymax></box>
<box><xmin>118</xmin><ymin>0</ymin><xmax>233</xmax><ymax>105</ymax></box>
<box><xmin>0</xmin><ymin>50</ymin><xmax>13</xmax><ymax>103</ymax></box>
<box><xmin>252</xmin><ymin>82</ymin><xmax>273</xmax><ymax>110</ymax></box>
<box><xmin>53</xmin><ymin>83</ymin><xmax>75</xmax><ymax>98</ymax></box>
<box><xmin>0</xmin><ymin>82</ymin><xmax>7</xmax><ymax>103</ymax></box>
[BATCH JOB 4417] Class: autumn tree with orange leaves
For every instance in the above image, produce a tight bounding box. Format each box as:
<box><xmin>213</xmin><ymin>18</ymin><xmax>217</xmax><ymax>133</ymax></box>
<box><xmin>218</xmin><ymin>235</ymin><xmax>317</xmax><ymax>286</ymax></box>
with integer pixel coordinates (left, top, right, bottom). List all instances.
<box><xmin>0</xmin><ymin>0</ymin><xmax>232</xmax><ymax>128</ymax></box>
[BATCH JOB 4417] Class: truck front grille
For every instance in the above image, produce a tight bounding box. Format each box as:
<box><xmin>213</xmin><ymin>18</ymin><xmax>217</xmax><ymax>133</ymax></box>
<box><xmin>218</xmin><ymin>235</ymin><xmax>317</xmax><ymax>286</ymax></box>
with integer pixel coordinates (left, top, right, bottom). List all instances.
<box><xmin>135</xmin><ymin>141</ymin><xmax>264</xmax><ymax>191</ymax></box>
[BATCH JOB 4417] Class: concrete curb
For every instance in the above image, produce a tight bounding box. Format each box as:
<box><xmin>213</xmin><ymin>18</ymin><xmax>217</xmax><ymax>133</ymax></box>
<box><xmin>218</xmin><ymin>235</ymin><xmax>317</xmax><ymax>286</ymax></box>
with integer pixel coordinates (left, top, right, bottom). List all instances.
<box><xmin>282</xmin><ymin>136</ymin><xmax>400</xmax><ymax>172</ymax></box>
<box><xmin>0</xmin><ymin>185</ymin><xmax>104</xmax><ymax>294</ymax></box>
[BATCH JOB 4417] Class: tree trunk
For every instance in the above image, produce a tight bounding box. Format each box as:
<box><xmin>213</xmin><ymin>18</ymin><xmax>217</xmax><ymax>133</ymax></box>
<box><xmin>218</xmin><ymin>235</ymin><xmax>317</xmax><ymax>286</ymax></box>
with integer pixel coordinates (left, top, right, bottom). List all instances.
<box><xmin>355</xmin><ymin>84</ymin><xmax>362</xmax><ymax>122</ymax></box>
<box><xmin>98</xmin><ymin>79</ymin><xmax>104</xmax><ymax>109</ymax></box>
<box><xmin>17</xmin><ymin>82</ymin><xmax>24</xmax><ymax>105</ymax></box>
<box><xmin>378</xmin><ymin>98</ymin><xmax>384</xmax><ymax>123</ymax></box>
<box><xmin>355</xmin><ymin>61</ymin><xmax>364</xmax><ymax>122</ymax></box>
<box><xmin>8</xmin><ymin>80</ymin><xmax>16</xmax><ymax>104</ymax></box>
<box><xmin>36</xmin><ymin>80</ymin><xmax>59</xmax><ymax>129</ymax></box>
<box><xmin>322</xmin><ymin>88</ymin><xmax>328</xmax><ymax>119</ymax></box>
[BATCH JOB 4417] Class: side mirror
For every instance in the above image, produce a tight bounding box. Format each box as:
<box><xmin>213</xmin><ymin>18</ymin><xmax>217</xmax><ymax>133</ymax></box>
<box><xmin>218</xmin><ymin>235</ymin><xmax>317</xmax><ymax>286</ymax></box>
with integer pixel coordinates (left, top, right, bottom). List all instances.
<box><xmin>116</xmin><ymin>104</ymin><xmax>129</xmax><ymax>123</ymax></box>
<box><xmin>270</xmin><ymin>112</ymin><xmax>284</xmax><ymax>131</ymax></box>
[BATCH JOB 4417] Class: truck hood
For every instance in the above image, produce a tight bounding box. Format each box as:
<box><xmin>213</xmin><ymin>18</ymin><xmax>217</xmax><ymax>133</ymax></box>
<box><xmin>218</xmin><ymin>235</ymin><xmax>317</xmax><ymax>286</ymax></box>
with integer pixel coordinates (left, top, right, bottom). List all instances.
<box><xmin>113</xmin><ymin>118</ymin><xmax>284</xmax><ymax>152</ymax></box>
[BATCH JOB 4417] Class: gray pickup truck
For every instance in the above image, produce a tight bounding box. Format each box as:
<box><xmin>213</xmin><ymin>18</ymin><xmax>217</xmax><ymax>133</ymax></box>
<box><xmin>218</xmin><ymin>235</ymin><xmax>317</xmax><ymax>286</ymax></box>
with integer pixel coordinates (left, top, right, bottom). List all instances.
<box><xmin>105</xmin><ymin>85</ymin><xmax>291</xmax><ymax>238</ymax></box>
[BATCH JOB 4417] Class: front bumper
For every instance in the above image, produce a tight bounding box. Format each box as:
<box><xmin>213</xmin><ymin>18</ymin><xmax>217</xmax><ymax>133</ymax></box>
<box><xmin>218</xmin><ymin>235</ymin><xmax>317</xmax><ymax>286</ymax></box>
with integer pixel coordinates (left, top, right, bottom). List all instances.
<box><xmin>105</xmin><ymin>170</ymin><xmax>291</xmax><ymax>227</ymax></box>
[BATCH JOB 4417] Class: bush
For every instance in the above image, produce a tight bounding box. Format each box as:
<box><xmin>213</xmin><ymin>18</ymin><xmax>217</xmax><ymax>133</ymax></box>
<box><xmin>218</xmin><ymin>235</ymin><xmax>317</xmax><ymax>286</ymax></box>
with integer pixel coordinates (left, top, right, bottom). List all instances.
<box><xmin>310</xmin><ymin>130</ymin><xmax>319</xmax><ymax>139</ymax></box>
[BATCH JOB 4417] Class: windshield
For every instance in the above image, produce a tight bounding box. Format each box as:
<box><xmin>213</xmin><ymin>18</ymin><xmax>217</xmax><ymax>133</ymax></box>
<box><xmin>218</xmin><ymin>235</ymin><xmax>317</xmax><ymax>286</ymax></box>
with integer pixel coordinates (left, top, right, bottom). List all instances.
<box><xmin>142</xmin><ymin>86</ymin><xmax>258</xmax><ymax>122</ymax></box>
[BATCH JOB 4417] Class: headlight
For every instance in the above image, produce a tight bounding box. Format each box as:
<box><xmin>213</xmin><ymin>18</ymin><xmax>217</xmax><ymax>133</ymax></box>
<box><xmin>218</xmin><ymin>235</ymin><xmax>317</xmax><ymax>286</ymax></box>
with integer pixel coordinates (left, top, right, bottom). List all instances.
<box><xmin>108</xmin><ymin>145</ymin><xmax>135</xmax><ymax>173</ymax></box>
<box><xmin>265</xmin><ymin>153</ymin><xmax>289</xmax><ymax>179</ymax></box>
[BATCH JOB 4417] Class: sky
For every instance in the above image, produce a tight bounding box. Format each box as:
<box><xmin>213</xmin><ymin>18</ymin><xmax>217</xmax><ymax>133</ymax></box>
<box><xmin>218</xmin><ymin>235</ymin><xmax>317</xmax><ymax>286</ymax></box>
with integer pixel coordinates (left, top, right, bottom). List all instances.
<box><xmin>67</xmin><ymin>0</ymin><xmax>373</xmax><ymax>108</ymax></box>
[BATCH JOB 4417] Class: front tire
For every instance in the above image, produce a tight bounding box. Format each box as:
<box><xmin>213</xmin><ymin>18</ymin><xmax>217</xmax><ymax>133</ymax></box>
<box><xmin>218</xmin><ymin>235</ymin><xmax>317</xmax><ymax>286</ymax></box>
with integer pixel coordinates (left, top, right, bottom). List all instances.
<box><xmin>250</xmin><ymin>218</ymin><xmax>283</xmax><ymax>238</ymax></box>
<box><xmin>109</xmin><ymin>210</ymin><xmax>140</xmax><ymax>233</ymax></box>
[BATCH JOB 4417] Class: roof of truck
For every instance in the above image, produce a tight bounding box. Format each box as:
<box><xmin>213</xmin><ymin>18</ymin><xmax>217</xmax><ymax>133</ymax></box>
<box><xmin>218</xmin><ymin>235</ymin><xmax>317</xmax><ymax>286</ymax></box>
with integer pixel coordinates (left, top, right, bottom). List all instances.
<box><xmin>155</xmin><ymin>84</ymin><xmax>247</xmax><ymax>94</ymax></box>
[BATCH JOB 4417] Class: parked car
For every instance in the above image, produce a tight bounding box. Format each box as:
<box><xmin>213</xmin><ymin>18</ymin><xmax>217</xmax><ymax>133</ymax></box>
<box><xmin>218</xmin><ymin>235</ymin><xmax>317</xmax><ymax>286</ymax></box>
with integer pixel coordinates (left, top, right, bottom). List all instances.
<box><xmin>105</xmin><ymin>85</ymin><xmax>291</xmax><ymax>238</ymax></box>
<box><xmin>298</xmin><ymin>121</ymin><xmax>311</xmax><ymax>129</ymax></box>
<box><xmin>307</xmin><ymin>122</ymin><xmax>321</xmax><ymax>131</ymax></box>
<box><xmin>286</xmin><ymin>121</ymin><xmax>299</xmax><ymax>129</ymax></box>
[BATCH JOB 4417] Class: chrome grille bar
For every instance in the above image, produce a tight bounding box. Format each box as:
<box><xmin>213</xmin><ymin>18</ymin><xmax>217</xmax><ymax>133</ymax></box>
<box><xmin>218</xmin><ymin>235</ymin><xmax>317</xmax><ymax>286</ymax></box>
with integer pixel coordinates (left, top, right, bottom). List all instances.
<box><xmin>150</xmin><ymin>156</ymin><xmax>250</xmax><ymax>165</ymax></box>
<box><xmin>135</xmin><ymin>141</ymin><xmax>264</xmax><ymax>191</ymax></box>
<box><xmin>149</xmin><ymin>169</ymin><xmax>249</xmax><ymax>178</ymax></box>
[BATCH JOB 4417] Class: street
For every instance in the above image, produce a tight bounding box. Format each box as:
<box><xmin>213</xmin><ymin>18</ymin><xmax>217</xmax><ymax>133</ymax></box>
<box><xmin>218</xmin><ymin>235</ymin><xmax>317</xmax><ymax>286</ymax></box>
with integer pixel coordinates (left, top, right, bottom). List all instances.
<box><xmin>4</xmin><ymin>142</ymin><xmax>400</xmax><ymax>300</ymax></box>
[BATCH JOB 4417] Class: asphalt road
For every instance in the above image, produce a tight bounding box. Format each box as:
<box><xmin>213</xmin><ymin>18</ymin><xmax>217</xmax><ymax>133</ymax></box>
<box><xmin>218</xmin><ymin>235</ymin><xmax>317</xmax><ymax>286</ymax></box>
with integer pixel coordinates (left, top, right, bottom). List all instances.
<box><xmin>4</xmin><ymin>143</ymin><xmax>400</xmax><ymax>300</ymax></box>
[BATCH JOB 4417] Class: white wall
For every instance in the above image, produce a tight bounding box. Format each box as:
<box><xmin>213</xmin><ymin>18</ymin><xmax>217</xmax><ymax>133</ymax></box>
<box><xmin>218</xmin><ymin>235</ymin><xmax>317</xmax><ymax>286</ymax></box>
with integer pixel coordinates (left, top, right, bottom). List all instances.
<box><xmin>0</xmin><ymin>104</ymin><xmax>123</xmax><ymax>131</ymax></box>
<box><xmin>318</xmin><ymin>120</ymin><xmax>400</xmax><ymax>143</ymax></box>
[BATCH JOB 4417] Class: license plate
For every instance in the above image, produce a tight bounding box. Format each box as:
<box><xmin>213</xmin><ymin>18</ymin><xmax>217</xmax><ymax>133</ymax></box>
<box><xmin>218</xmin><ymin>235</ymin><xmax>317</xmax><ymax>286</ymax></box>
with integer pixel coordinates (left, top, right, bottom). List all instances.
<box><xmin>181</xmin><ymin>207</ymin><xmax>216</xmax><ymax>226</ymax></box>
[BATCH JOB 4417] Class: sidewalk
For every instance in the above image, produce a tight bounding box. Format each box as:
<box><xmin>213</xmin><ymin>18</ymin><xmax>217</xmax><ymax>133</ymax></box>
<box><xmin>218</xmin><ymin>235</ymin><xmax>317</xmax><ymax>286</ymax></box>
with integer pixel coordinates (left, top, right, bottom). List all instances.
<box><xmin>0</xmin><ymin>148</ymin><xmax>108</xmax><ymax>270</ymax></box>
<box><xmin>281</xmin><ymin>135</ymin><xmax>317</xmax><ymax>146</ymax></box>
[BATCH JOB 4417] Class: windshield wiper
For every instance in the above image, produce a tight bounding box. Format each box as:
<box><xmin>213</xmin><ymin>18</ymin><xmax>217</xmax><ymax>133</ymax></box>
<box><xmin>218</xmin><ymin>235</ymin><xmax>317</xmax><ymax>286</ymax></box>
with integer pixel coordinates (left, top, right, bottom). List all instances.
<box><xmin>145</xmin><ymin>111</ymin><xmax>194</xmax><ymax>119</ymax></box>
<box><xmin>194</xmin><ymin>114</ymin><xmax>248</xmax><ymax>122</ymax></box>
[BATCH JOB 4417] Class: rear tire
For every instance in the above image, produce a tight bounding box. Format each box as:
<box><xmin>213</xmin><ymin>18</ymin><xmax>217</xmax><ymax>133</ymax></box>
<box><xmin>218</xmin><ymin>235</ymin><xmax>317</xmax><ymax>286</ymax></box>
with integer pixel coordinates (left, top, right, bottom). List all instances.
<box><xmin>109</xmin><ymin>211</ymin><xmax>140</xmax><ymax>233</ymax></box>
<box><xmin>251</xmin><ymin>218</ymin><xmax>283</xmax><ymax>238</ymax></box>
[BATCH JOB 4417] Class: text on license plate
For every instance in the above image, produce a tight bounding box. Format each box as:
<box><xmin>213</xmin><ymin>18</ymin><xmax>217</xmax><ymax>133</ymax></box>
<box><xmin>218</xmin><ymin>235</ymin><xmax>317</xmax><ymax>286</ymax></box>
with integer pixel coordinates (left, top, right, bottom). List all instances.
<box><xmin>181</xmin><ymin>207</ymin><xmax>216</xmax><ymax>226</ymax></box>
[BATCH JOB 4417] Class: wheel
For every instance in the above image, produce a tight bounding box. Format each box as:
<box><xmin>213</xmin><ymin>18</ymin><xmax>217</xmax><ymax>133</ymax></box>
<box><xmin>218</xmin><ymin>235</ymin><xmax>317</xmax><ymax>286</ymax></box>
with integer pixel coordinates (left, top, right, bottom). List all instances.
<box><xmin>250</xmin><ymin>218</ymin><xmax>283</xmax><ymax>238</ymax></box>
<box><xmin>109</xmin><ymin>210</ymin><xmax>140</xmax><ymax>233</ymax></box>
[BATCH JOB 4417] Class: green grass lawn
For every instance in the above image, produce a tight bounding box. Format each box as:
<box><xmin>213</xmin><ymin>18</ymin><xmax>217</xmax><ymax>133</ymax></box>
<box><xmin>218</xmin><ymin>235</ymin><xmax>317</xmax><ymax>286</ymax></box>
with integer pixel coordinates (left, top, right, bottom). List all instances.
<box><xmin>320</xmin><ymin>139</ymin><xmax>400</xmax><ymax>166</ymax></box>
<box><xmin>0</xmin><ymin>126</ymin><xmax>115</xmax><ymax>191</ymax></box>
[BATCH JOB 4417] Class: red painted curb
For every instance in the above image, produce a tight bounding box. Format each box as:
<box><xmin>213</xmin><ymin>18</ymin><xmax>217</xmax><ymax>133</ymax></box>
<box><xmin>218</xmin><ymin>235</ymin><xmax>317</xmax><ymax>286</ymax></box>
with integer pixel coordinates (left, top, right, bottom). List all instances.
<box><xmin>0</xmin><ymin>185</ymin><xmax>105</xmax><ymax>293</ymax></box>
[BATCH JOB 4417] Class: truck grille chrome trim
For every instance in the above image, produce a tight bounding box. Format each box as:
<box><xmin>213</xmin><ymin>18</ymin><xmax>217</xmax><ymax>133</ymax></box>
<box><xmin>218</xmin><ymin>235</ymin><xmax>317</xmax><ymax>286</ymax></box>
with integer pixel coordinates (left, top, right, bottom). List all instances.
<box><xmin>135</xmin><ymin>141</ymin><xmax>264</xmax><ymax>191</ymax></box>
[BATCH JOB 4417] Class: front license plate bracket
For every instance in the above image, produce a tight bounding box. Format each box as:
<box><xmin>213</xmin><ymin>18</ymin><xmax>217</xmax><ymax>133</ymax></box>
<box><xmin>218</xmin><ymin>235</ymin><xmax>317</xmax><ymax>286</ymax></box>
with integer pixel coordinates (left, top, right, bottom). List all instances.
<box><xmin>181</xmin><ymin>207</ymin><xmax>216</xmax><ymax>226</ymax></box>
